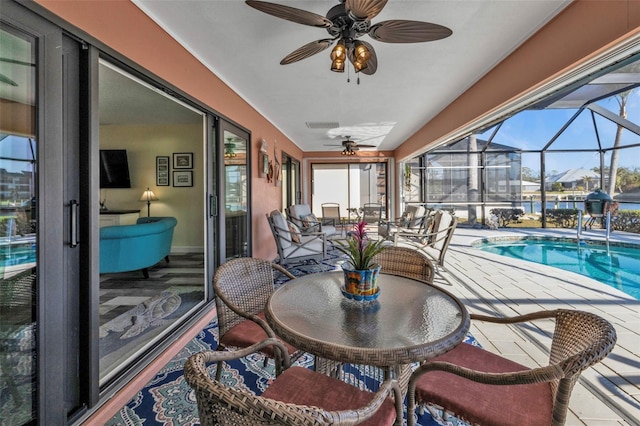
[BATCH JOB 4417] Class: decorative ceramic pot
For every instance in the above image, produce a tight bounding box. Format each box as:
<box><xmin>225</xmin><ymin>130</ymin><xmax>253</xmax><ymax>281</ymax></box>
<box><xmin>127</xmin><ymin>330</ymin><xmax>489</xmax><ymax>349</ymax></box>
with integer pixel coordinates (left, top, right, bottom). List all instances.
<box><xmin>341</xmin><ymin>264</ymin><xmax>381</xmax><ymax>301</ymax></box>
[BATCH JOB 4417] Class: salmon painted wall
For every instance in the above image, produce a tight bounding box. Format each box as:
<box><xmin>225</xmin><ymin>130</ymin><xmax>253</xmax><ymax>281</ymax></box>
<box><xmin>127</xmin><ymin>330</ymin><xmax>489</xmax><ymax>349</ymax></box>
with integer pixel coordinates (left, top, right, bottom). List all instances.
<box><xmin>34</xmin><ymin>0</ymin><xmax>302</xmax><ymax>260</ymax></box>
<box><xmin>395</xmin><ymin>0</ymin><xmax>640</xmax><ymax>160</ymax></box>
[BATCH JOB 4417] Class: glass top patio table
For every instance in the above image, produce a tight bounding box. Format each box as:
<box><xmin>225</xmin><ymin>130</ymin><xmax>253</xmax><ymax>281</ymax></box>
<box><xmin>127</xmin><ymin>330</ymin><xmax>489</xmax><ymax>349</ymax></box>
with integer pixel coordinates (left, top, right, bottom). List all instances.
<box><xmin>266</xmin><ymin>271</ymin><xmax>470</xmax><ymax>368</ymax></box>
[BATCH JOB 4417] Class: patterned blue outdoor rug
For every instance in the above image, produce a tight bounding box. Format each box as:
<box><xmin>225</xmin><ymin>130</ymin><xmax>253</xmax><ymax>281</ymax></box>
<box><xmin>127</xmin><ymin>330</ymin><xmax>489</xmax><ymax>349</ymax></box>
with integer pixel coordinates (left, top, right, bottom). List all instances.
<box><xmin>107</xmin><ymin>251</ymin><xmax>479</xmax><ymax>426</ymax></box>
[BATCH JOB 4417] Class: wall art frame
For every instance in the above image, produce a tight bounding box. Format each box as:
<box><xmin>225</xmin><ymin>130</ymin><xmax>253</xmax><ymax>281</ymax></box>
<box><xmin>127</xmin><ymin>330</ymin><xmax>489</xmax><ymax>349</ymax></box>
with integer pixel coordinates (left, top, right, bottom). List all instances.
<box><xmin>173</xmin><ymin>170</ymin><xmax>193</xmax><ymax>187</ymax></box>
<box><xmin>156</xmin><ymin>156</ymin><xmax>170</xmax><ymax>186</ymax></box>
<box><xmin>173</xmin><ymin>152</ymin><xmax>193</xmax><ymax>169</ymax></box>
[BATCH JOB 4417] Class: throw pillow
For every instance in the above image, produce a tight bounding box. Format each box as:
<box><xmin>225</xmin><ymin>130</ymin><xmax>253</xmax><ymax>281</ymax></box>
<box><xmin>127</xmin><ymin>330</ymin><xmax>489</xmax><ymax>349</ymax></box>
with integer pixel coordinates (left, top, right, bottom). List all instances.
<box><xmin>400</xmin><ymin>210</ymin><xmax>411</xmax><ymax>226</ymax></box>
<box><xmin>287</xmin><ymin>221</ymin><xmax>301</xmax><ymax>243</ymax></box>
<box><xmin>301</xmin><ymin>213</ymin><xmax>319</xmax><ymax>229</ymax></box>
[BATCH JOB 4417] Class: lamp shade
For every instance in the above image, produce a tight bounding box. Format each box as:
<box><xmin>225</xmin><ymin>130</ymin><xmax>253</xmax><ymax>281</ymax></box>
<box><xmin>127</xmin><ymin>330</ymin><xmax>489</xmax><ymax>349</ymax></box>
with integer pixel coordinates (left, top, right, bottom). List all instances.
<box><xmin>139</xmin><ymin>188</ymin><xmax>159</xmax><ymax>202</ymax></box>
<box><xmin>140</xmin><ymin>188</ymin><xmax>158</xmax><ymax>218</ymax></box>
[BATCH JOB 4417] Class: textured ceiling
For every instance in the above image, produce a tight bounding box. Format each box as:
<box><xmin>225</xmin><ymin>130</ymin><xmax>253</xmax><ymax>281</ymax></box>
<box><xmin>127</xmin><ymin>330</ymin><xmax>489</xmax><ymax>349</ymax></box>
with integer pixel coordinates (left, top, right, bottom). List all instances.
<box><xmin>129</xmin><ymin>0</ymin><xmax>571</xmax><ymax>153</ymax></box>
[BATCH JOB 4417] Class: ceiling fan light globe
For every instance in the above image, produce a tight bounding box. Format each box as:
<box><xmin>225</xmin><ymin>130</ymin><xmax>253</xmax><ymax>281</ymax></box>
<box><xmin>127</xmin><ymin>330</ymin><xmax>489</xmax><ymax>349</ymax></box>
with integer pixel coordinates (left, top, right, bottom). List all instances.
<box><xmin>330</xmin><ymin>42</ymin><xmax>347</xmax><ymax>61</ymax></box>
<box><xmin>353</xmin><ymin>59</ymin><xmax>368</xmax><ymax>72</ymax></box>
<box><xmin>331</xmin><ymin>59</ymin><xmax>345</xmax><ymax>72</ymax></box>
<box><xmin>353</xmin><ymin>40</ymin><xmax>371</xmax><ymax>63</ymax></box>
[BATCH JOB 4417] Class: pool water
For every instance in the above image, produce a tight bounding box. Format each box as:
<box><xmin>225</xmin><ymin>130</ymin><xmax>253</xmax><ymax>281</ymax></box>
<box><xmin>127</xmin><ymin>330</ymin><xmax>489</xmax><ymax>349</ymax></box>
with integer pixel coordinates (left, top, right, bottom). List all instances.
<box><xmin>0</xmin><ymin>243</ymin><xmax>37</xmax><ymax>267</ymax></box>
<box><xmin>475</xmin><ymin>237</ymin><xmax>640</xmax><ymax>300</ymax></box>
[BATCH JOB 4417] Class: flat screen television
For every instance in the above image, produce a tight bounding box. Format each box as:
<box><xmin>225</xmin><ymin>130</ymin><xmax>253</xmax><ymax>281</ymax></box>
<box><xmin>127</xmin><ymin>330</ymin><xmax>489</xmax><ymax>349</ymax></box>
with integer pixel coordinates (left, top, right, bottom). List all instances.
<box><xmin>100</xmin><ymin>149</ymin><xmax>131</xmax><ymax>188</ymax></box>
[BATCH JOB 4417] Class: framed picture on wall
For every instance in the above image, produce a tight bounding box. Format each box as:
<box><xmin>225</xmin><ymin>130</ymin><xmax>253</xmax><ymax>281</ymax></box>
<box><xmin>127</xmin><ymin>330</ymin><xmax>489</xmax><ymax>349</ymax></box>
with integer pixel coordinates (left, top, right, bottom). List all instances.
<box><xmin>173</xmin><ymin>170</ymin><xmax>193</xmax><ymax>187</ymax></box>
<box><xmin>173</xmin><ymin>152</ymin><xmax>193</xmax><ymax>169</ymax></box>
<box><xmin>156</xmin><ymin>156</ymin><xmax>170</xmax><ymax>186</ymax></box>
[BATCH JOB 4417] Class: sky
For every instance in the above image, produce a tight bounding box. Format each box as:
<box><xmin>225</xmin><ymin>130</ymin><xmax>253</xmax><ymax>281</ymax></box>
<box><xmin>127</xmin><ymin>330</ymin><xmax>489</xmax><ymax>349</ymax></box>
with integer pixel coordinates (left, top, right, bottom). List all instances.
<box><xmin>0</xmin><ymin>135</ymin><xmax>35</xmax><ymax>174</ymax></box>
<box><xmin>477</xmin><ymin>89</ymin><xmax>640</xmax><ymax>176</ymax></box>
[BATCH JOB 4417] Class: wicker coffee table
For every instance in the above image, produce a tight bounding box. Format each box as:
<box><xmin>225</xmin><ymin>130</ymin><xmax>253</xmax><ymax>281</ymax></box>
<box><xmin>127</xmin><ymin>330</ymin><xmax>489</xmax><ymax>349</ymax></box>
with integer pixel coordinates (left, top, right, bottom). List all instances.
<box><xmin>266</xmin><ymin>271</ymin><xmax>470</xmax><ymax>390</ymax></box>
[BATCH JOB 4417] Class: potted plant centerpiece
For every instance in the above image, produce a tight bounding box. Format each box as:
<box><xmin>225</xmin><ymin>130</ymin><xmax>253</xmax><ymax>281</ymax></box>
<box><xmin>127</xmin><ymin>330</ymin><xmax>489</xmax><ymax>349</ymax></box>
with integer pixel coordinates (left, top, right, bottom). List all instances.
<box><xmin>335</xmin><ymin>221</ymin><xmax>386</xmax><ymax>301</ymax></box>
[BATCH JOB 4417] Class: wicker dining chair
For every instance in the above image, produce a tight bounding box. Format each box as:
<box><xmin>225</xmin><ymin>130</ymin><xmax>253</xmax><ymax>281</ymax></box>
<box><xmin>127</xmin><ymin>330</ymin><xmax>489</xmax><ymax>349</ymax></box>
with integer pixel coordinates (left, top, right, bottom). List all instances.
<box><xmin>372</xmin><ymin>246</ymin><xmax>435</xmax><ymax>284</ymax></box>
<box><xmin>213</xmin><ymin>257</ymin><xmax>301</xmax><ymax>380</ymax></box>
<box><xmin>406</xmin><ymin>309</ymin><xmax>617</xmax><ymax>426</ymax></box>
<box><xmin>185</xmin><ymin>338</ymin><xmax>404</xmax><ymax>426</ymax></box>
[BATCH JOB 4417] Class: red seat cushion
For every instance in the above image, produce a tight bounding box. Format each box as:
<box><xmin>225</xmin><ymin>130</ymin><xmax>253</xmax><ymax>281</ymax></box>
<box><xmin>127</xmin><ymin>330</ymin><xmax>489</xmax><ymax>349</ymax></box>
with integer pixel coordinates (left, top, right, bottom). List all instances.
<box><xmin>414</xmin><ymin>342</ymin><xmax>553</xmax><ymax>426</ymax></box>
<box><xmin>219</xmin><ymin>311</ymin><xmax>298</xmax><ymax>358</ymax></box>
<box><xmin>263</xmin><ymin>366</ymin><xmax>397</xmax><ymax>426</ymax></box>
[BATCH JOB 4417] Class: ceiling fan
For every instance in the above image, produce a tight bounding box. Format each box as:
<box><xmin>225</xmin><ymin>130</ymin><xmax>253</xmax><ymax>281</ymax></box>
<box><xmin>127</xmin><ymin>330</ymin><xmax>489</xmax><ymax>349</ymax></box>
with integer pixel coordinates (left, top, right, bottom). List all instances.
<box><xmin>325</xmin><ymin>136</ymin><xmax>376</xmax><ymax>156</ymax></box>
<box><xmin>224</xmin><ymin>136</ymin><xmax>244</xmax><ymax>159</ymax></box>
<box><xmin>245</xmin><ymin>0</ymin><xmax>452</xmax><ymax>80</ymax></box>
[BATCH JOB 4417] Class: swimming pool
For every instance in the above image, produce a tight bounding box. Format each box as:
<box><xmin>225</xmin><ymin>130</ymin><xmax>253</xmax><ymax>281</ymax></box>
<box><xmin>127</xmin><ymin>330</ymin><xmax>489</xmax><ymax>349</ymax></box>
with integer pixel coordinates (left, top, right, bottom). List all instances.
<box><xmin>474</xmin><ymin>237</ymin><xmax>640</xmax><ymax>300</ymax></box>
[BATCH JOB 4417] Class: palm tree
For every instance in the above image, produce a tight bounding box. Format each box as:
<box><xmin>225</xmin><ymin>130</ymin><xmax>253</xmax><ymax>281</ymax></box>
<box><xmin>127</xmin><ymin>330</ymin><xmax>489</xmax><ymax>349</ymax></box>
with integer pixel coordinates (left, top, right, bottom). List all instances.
<box><xmin>607</xmin><ymin>89</ymin><xmax>633</xmax><ymax>196</ymax></box>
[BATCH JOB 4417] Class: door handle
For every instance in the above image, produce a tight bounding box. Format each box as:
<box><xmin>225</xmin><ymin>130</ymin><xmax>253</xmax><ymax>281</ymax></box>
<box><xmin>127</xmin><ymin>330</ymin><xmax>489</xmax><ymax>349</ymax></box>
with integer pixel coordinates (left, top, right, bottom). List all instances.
<box><xmin>70</xmin><ymin>199</ymin><xmax>79</xmax><ymax>248</ymax></box>
<box><xmin>210</xmin><ymin>195</ymin><xmax>217</xmax><ymax>217</ymax></box>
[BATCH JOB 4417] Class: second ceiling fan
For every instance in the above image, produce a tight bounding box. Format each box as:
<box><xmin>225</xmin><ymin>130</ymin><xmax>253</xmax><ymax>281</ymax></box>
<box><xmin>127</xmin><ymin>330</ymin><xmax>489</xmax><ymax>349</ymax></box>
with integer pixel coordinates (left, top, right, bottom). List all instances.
<box><xmin>245</xmin><ymin>0</ymin><xmax>452</xmax><ymax>77</ymax></box>
<box><xmin>325</xmin><ymin>136</ymin><xmax>376</xmax><ymax>156</ymax></box>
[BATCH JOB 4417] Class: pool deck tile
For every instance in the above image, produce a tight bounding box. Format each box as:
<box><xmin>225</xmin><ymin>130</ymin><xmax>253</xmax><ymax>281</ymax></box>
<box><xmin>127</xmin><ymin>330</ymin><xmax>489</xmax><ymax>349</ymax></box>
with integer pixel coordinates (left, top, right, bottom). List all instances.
<box><xmin>437</xmin><ymin>226</ymin><xmax>640</xmax><ymax>425</ymax></box>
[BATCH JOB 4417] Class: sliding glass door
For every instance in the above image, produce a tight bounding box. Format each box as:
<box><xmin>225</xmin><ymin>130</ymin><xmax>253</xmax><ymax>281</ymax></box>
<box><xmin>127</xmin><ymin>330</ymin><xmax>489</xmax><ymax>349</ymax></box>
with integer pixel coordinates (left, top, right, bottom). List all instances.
<box><xmin>0</xmin><ymin>23</ymin><xmax>38</xmax><ymax>425</ymax></box>
<box><xmin>3</xmin><ymin>2</ymin><xmax>216</xmax><ymax>422</ymax></box>
<box><xmin>1</xmin><ymin>4</ymin><xmax>87</xmax><ymax>422</ymax></box>
<box><xmin>97</xmin><ymin>60</ymin><xmax>207</xmax><ymax>383</ymax></box>
<box><xmin>311</xmin><ymin>162</ymin><xmax>388</xmax><ymax>219</ymax></box>
<box><xmin>217</xmin><ymin>120</ymin><xmax>250</xmax><ymax>263</ymax></box>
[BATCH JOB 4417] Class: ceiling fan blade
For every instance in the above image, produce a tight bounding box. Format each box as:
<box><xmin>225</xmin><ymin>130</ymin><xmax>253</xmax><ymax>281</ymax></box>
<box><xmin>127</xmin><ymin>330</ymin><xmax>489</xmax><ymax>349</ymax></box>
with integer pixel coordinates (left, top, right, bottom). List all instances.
<box><xmin>346</xmin><ymin>41</ymin><xmax>378</xmax><ymax>75</ymax></box>
<box><xmin>345</xmin><ymin>0</ymin><xmax>388</xmax><ymax>21</ymax></box>
<box><xmin>280</xmin><ymin>39</ymin><xmax>333</xmax><ymax>65</ymax></box>
<box><xmin>245</xmin><ymin>0</ymin><xmax>332</xmax><ymax>28</ymax></box>
<box><xmin>354</xmin><ymin>144</ymin><xmax>376</xmax><ymax>148</ymax></box>
<box><xmin>0</xmin><ymin>73</ymin><xmax>18</xmax><ymax>86</ymax></box>
<box><xmin>360</xmin><ymin>41</ymin><xmax>377</xmax><ymax>75</ymax></box>
<box><xmin>369</xmin><ymin>20</ymin><xmax>452</xmax><ymax>43</ymax></box>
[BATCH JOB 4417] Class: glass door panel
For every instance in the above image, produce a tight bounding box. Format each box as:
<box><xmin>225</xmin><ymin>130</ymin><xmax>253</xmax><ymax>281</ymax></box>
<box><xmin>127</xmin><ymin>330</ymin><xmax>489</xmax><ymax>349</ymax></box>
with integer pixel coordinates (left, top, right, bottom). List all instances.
<box><xmin>222</xmin><ymin>129</ymin><xmax>248</xmax><ymax>260</ymax></box>
<box><xmin>281</xmin><ymin>153</ymin><xmax>300</xmax><ymax>211</ymax></box>
<box><xmin>312</xmin><ymin>162</ymin><xmax>387</xmax><ymax>222</ymax></box>
<box><xmin>0</xmin><ymin>25</ymin><xmax>37</xmax><ymax>425</ymax></box>
<box><xmin>98</xmin><ymin>60</ymin><xmax>206</xmax><ymax>383</ymax></box>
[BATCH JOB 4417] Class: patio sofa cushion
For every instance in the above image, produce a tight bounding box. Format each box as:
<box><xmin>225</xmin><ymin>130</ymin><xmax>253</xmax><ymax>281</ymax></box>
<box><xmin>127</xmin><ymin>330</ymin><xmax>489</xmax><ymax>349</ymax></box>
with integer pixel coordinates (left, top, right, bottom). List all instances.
<box><xmin>281</xmin><ymin>234</ymin><xmax>324</xmax><ymax>259</ymax></box>
<box><xmin>266</xmin><ymin>210</ymin><xmax>328</xmax><ymax>265</ymax></box>
<box><xmin>414</xmin><ymin>342</ymin><xmax>553</xmax><ymax>426</ymax></box>
<box><xmin>286</xmin><ymin>204</ymin><xmax>336</xmax><ymax>236</ymax></box>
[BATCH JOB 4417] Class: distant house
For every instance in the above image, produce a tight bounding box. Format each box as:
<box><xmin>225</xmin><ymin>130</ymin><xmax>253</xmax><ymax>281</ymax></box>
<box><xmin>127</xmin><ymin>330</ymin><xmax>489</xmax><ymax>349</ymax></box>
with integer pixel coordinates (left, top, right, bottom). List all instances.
<box><xmin>546</xmin><ymin>168</ymin><xmax>600</xmax><ymax>190</ymax></box>
<box><xmin>522</xmin><ymin>180</ymin><xmax>540</xmax><ymax>192</ymax></box>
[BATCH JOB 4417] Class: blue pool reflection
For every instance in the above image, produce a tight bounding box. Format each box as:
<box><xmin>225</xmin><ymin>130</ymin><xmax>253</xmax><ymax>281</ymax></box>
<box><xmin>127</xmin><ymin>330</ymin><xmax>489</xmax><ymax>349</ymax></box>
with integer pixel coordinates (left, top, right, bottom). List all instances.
<box><xmin>475</xmin><ymin>237</ymin><xmax>640</xmax><ymax>300</ymax></box>
<box><xmin>0</xmin><ymin>241</ymin><xmax>36</xmax><ymax>268</ymax></box>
